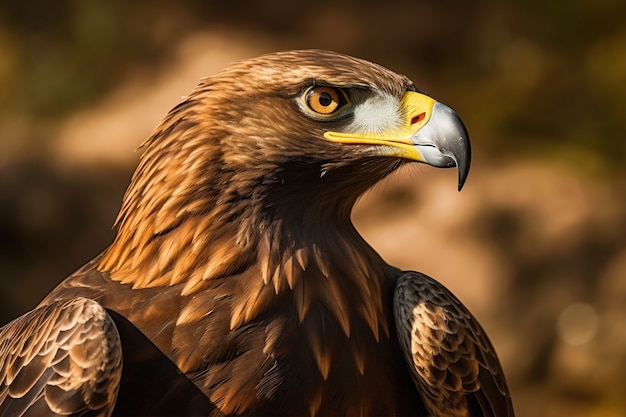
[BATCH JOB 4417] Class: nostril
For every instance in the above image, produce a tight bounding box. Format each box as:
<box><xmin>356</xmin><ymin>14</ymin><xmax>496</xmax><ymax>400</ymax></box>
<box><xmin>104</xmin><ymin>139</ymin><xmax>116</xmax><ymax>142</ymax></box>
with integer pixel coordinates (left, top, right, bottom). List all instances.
<box><xmin>411</xmin><ymin>113</ymin><xmax>426</xmax><ymax>125</ymax></box>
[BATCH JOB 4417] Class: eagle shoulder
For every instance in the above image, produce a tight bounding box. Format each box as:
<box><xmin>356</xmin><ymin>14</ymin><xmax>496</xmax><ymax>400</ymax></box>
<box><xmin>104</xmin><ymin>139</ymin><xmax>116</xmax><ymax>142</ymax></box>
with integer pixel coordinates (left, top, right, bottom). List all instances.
<box><xmin>393</xmin><ymin>271</ymin><xmax>515</xmax><ymax>417</ymax></box>
<box><xmin>0</xmin><ymin>297</ymin><xmax>121</xmax><ymax>417</ymax></box>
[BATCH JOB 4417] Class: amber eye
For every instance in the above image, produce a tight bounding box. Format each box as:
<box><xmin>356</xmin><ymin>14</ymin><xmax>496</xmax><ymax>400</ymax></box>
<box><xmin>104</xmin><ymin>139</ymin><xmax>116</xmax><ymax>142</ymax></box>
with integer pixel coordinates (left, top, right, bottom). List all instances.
<box><xmin>306</xmin><ymin>86</ymin><xmax>345</xmax><ymax>115</ymax></box>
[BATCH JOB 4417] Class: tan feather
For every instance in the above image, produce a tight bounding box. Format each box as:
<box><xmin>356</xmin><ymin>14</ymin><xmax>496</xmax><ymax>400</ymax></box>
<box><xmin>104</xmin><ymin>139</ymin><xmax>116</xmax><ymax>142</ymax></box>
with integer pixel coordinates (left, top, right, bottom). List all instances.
<box><xmin>308</xmin><ymin>386</ymin><xmax>323</xmax><ymax>417</ymax></box>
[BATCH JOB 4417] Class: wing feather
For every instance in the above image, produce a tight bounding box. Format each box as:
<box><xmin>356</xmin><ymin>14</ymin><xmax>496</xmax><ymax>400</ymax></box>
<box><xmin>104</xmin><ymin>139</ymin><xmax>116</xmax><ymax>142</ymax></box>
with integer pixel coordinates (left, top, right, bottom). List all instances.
<box><xmin>0</xmin><ymin>298</ymin><xmax>122</xmax><ymax>417</ymax></box>
<box><xmin>393</xmin><ymin>271</ymin><xmax>514</xmax><ymax>417</ymax></box>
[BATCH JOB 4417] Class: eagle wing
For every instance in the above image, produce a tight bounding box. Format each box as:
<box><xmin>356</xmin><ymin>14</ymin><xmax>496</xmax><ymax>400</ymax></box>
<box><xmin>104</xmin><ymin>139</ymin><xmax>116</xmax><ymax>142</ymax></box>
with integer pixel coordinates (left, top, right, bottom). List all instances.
<box><xmin>393</xmin><ymin>271</ymin><xmax>515</xmax><ymax>417</ymax></box>
<box><xmin>0</xmin><ymin>298</ymin><xmax>122</xmax><ymax>417</ymax></box>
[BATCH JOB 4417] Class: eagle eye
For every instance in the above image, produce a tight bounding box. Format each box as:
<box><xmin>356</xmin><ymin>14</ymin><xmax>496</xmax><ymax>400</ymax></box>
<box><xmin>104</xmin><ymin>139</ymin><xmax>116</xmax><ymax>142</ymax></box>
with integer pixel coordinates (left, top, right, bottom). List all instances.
<box><xmin>305</xmin><ymin>86</ymin><xmax>347</xmax><ymax>116</ymax></box>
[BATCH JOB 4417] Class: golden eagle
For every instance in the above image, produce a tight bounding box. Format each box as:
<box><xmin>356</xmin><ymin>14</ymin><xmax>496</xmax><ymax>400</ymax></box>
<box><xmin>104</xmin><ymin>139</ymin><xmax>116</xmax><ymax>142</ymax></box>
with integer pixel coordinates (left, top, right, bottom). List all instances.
<box><xmin>0</xmin><ymin>50</ymin><xmax>513</xmax><ymax>417</ymax></box>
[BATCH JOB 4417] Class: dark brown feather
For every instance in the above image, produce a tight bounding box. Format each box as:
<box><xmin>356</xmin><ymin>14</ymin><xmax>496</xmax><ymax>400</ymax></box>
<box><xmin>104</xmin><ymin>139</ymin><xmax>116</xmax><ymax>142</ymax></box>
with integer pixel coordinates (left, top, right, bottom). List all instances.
<box><xmin>394</xmin><ymin>272</ymin><xmax>514</xmax><ymax>417</ymax></box>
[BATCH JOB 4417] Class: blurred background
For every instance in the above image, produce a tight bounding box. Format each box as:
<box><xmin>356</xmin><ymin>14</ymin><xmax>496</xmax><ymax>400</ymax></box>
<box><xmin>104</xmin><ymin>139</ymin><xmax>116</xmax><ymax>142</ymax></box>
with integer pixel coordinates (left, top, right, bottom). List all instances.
<box><xmin>1</xmin><ymin>1</ymin><xmax>625</xmax><ymax>415</ymax></box>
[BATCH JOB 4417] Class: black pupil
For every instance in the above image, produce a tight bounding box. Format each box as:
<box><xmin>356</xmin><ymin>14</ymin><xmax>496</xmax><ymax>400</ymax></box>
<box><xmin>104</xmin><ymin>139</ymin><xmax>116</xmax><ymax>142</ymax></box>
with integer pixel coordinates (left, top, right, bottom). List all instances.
<box><xmin>318</xmin><ymin>92</ymin><xmax>333</xmax><ymax>107</ymax></box>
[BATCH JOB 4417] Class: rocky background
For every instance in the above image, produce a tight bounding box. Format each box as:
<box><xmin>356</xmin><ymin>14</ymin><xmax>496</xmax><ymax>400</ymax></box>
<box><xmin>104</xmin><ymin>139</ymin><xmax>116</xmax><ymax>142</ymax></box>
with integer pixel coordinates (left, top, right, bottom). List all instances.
<box><xmin>1</xmin><ymin>1</ymin><xmax>625</xmax><ymax>416</ymax></box>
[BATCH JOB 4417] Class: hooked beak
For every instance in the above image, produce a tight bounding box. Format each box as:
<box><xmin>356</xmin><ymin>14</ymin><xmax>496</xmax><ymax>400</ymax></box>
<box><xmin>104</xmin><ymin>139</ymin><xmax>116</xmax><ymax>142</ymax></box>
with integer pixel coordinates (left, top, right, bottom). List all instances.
<box><xmin>411</xmin><ymin>101</ymin><xmax>471</xmax><ymax>191</ymax></box>
<box><xmin>324</xmin><ymin>92</ymin><xmax>471</xmax><ymax>191</ymax></box>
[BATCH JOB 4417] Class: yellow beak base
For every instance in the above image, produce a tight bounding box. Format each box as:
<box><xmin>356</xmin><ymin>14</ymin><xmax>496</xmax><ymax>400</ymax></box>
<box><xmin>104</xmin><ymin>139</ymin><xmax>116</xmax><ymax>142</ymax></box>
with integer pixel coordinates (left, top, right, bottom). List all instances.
<box><xmin>323</xmin><ymin>92</ymin><xmax>437</xmax><ymax>162</ymax></box>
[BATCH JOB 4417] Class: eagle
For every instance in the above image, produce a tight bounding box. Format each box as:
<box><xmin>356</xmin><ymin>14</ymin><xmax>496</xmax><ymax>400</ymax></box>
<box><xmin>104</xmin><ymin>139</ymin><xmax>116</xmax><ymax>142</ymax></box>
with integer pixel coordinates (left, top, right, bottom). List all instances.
<box><xmin>0</xmin><ymin>50</ymin><xmax>514</xmax><ymax>417</ymax></box>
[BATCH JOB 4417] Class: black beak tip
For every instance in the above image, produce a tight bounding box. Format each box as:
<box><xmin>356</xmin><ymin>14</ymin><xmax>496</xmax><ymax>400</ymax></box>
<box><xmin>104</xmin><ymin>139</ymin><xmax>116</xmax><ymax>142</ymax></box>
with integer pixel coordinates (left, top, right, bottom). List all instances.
<box><xmin>457</xmin><ymin>147</ymin><xmax>471</xmax><ymax>191</ymax></box>
<box><xmin>455</xmin><ymin>118</ymin><xmax>472</xmax><ymax>192</ymax></box>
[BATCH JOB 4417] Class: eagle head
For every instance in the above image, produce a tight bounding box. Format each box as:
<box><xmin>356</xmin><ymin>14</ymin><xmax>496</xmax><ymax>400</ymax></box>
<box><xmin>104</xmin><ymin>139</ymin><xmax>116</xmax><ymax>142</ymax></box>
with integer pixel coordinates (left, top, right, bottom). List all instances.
<box><xmin>100</xmin><ymin>49</ymin><xmax>470</xmax><ymax>291</ymax></box>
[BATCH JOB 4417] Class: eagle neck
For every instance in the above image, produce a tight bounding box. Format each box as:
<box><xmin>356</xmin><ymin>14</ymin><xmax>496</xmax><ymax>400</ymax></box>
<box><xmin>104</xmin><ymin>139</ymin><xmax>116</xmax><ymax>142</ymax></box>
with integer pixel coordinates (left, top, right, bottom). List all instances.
<box><xmin>230</xmin><ymin>197</ymin><xmax>392</xmax><ymax>342</ymax></box>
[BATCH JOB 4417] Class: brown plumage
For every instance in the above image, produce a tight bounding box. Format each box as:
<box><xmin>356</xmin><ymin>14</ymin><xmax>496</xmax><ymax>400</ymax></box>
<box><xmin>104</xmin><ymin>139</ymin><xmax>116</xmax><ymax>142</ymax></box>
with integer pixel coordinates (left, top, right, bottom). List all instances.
<box><xmin>0</xmin><ymin>50</ymin><xmax>514</xmax><ymax>416</ymax></box>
